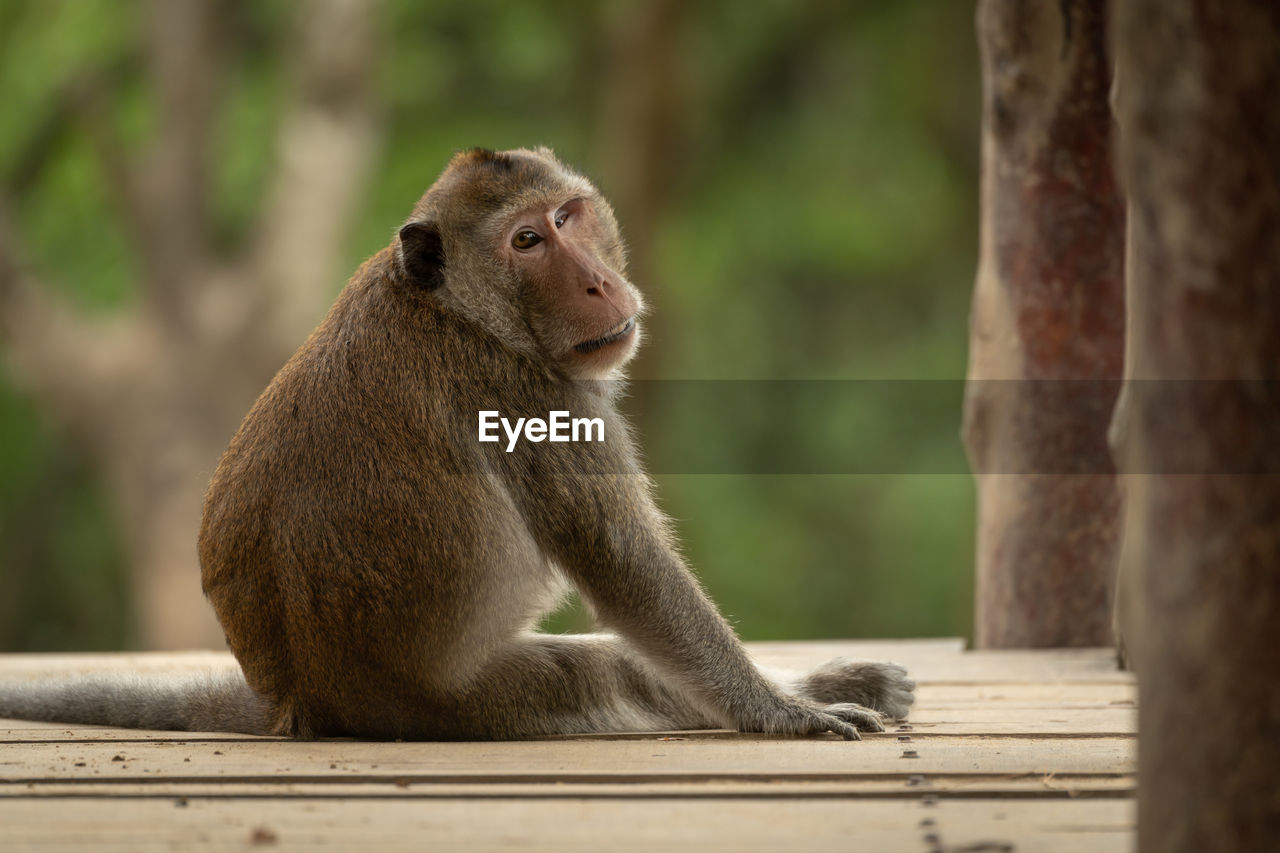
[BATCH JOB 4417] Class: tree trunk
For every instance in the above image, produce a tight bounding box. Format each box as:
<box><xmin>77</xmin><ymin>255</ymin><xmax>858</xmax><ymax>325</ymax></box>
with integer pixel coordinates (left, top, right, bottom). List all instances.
<box><xmin>1112</xmin><ymin>1</ymin><xmax>1280</xmax><ymax>849</ymax></box>
<box><xmin>964</xmin><ymin>0</ymin><xmax>1125</xmax><ymax>647</ymax></box>
<box><xmin>0</xmin><ymin>0</ymin><xmax>378</xmax><ymax>649</ymax></box>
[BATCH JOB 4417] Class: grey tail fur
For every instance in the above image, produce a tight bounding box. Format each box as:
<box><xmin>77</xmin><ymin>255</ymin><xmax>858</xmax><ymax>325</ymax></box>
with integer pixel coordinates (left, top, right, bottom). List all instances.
<box><xmin>0</xmin><ymin>669</ymin><xmax>270</xmax><ymax>735</ymax></box>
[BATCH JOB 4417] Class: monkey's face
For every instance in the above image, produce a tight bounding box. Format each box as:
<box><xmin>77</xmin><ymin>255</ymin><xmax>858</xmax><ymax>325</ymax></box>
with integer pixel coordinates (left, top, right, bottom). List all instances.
<box><xmin>503</xmin><ymin>195</ymin><xmax>642</xmax><ymax>380</ymax></box>
<box><xmin>396</xmin><ymin>148</ymin><xmax>645</xmax><ymax>381</ymax></box>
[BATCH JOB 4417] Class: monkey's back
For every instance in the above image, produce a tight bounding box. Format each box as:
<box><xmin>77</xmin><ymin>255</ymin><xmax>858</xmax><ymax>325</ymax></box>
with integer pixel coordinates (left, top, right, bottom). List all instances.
<box><xmin>197</xmin><ymin>254</ymin><xmax>561</xmax><ymax>737</ymax></box>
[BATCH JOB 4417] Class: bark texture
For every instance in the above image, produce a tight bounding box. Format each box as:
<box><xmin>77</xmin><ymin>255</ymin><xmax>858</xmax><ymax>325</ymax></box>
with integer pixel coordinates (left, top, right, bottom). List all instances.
<box><xmin>965</xmin><ymin>0</ymin><xmax>1125</xmax><ymax>647</ymax></box>
<box><xmin>1112</xmin><ymin>1</ymin><xmax>1280</xmax><ymax>849</ymax></box>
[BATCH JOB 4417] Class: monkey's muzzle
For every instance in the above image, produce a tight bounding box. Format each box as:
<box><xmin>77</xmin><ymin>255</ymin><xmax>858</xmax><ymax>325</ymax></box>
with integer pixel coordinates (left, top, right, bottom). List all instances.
<box><xmin>574</xmin><ymin>317</ymin><xmax>637</xmax><ymax>354</ymax></box>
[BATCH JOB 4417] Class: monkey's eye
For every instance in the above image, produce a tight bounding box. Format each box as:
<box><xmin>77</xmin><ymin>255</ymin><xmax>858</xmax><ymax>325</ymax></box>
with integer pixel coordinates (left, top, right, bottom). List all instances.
<box><xmin>554</xmin><ymin>211</ymin><xmax>568</xmax><ymax>229</ymax></box>
<box><xmin>512</xmin><ymin>230</ymin><xmax>543</xmax><ymax>250</ymax></box>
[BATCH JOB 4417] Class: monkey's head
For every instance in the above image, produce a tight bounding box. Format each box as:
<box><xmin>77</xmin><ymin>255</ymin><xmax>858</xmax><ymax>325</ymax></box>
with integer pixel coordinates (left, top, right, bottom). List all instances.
<box><xmin>395</xmin><ymin>147</ymin><xmax>644</xmax><ymax>381</ymax></box>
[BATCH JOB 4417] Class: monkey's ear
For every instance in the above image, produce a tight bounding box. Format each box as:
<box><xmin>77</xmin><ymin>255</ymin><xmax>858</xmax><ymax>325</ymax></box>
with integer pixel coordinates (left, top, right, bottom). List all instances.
<box><xmin>397</xmin><ymin>221</ymin><xmax>446</xmax><ymax>290</ymax></box>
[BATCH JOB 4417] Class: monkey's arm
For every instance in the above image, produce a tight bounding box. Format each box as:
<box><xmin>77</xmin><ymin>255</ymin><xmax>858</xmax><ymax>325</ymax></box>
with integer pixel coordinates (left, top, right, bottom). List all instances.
<box><xmin>522</xmin><ymin>470</ymin><xmax>883</xmax><ymax>740</ymax></box>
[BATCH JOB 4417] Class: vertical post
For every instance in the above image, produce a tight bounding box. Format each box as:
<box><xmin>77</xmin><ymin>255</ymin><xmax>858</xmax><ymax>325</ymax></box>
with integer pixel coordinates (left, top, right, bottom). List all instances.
<box><xmin>1113</xmin><ymin>2</ymin><xmax>1280</xmax><ymax>849</ymax></box>
<box><xmin>965</xmin><ymin>0</ymin><xmax>1125</xmax><ymax>647</ymax></box>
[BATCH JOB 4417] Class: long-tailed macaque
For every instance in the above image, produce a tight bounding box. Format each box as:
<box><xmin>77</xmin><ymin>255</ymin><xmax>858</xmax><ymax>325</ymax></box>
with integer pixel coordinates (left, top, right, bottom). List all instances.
<box><xmin>0</xmin><ymin>148</ymin><xmax>914</xmax><ymax>739</ymax></box>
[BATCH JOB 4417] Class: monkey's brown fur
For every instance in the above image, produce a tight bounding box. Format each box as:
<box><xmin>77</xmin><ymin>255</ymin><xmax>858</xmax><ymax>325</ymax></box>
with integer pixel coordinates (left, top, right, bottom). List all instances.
<box><xmin>3</xmin><ymin>148</ymin><xmax>914</xmax><ymax>740</ymax></box>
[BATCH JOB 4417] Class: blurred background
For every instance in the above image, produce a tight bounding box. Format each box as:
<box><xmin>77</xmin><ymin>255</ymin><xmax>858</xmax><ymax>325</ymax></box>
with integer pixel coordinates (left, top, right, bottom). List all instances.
<box><xmin>0</xmin><ymin>0</ymin><xmax>979</xmax><ymax>651</ymax></box>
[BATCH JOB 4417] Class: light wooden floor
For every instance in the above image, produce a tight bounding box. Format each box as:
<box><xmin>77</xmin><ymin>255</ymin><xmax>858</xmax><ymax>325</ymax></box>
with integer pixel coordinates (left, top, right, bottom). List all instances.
<box><xmin>0</xmin><ymin>640</ymin><xmax>1135</xmax><ymax>852</ymax></box>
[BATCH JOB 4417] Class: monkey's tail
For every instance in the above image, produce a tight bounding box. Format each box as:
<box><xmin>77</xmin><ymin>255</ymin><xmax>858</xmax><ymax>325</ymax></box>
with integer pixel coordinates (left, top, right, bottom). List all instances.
<box><xmin>0</xmin><ymin>668</ymin><xmax>271</xmax><ymax>735</ymax></box>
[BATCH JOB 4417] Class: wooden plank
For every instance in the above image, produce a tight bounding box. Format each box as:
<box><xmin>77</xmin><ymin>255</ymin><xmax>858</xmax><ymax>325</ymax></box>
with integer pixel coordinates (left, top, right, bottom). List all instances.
<box><xmin>0</xmin><ymin>798</ymin><xmax>1135</xmax><ymax>853</ymax></box>
<box><xmin>0</xmin><ymin>641</ymin><xmax>1132</xmax><ymax>685</ymax></box>
<box><xmin>747</xmin><ymin>637</ymin><xmax>966</xmax><ymax>668</ymax></box>
<box><xmin>0</xmin><ymin>708</ymin><xmax>1135</xmax><ymax>743</ymax></box>
<box><xmin>0</xmin><ymin>643</ymin><xmax>1137</xmax><ymax>850</ymax></box>
<box><xmin>0</xmin><ymin>775</ymin><xmax>1135</xmax><ymax>800</ymax></box>
<box><xmin>919</xmin><ymin>682</ymin><xmax>1136</xmax><ymax>704</ymax></box>
<box><xmin>0</xmin><ymin>641</ymin><xmax>964</xmax><ymax>680</ymax></box>
<box><xmin>0</xmin><ymin>681</ymin><xmax>1137</xmax><ymax>742</ymax></box>
<box><xmin>900</xmin><ymin>650</ymin><xmax>1130</xmax><ymax>684</ymax></box>
<box><xmin>0</xmin><ymin>652</ymin><xmax>240</xmax><ymax>678</ymax></box>
<box><xmin>902</xmin><ymin>707</ymin><xmax>1136</xmax><ymax>734</ymax></box>
<box><xmin>0</xmin><ymin>688</ymin><xmax>1138</xmax><ymax>743</ymax></box>
<box><xmin>0</xmin><ymin>734</ymin><xmax>1136</xmax><ymax>781</ymax></box>
<box><xmin>750</xmin><ymin>643</ymin><xmax>1131</xmax><ymax>683</ymax></box>
<box><xmin>0</xmin><ymin>726</ymin><xmax>272</xmax><ymax>743</ymax></box>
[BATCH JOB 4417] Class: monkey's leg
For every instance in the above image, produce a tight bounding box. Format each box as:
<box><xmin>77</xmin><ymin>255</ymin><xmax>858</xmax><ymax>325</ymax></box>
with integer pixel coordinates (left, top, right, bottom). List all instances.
<box><xmin>423</xmin><ymin>633</ymin><xmax>722</xmax><ymax>739</ymax></box>
<box><xmin>506</xmin><ymin>460</ymin><xmax>897</xmax><ymax>740</ymax></box>
<box><xmin>785</xmin><ymin>659</ymin><xmax>916</xmax><ymax>721</ymax></box>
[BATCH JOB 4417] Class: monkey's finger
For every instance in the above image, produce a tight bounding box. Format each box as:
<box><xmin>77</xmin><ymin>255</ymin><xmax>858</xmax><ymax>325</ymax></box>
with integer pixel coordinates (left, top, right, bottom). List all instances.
<box><xmin>812</xmin><ymin>707</ymin><xmax>869</xmax><ymax>740</ymax></box>
<box><xmin>826</xmin><ymin>703</ymin><xmax>887</xmax><ymax>733</ymax></box>
<box><xmin>826</xmin><ymin>717</ymin><xmax>861</xmax><ymax>741</ymax></box>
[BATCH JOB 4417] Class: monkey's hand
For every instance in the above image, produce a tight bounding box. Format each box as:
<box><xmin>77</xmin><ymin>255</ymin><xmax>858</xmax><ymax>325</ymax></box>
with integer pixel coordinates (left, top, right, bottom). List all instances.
<box><xmin>795</xmin><ymin>659</ymin><xmax>916</xmax><ymax>721</ymax></box>
<box><xmin>739</xmin><ymin>694</ymin><xmax>886</xmax><ymax>741</ymax></box>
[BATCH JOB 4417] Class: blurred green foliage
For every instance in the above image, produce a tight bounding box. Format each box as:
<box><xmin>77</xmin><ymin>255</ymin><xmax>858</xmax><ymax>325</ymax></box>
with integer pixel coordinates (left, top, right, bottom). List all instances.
<box><xmin>0</xmin><ymin>387</ymin><xmax>131</xmax><ymax>649</ymax></box>
<box><xmin>0</xmin><ymin>0</ymin><xmax>978</xmax><ymax>648</ymax></box>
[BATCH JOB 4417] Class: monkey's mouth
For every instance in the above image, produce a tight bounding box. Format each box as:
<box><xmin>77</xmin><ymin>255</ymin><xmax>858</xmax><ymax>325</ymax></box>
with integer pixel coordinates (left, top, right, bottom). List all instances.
<box><xmin>574</xmin><ymin>317</ymin><xmax>636</xmax><ymax>354</ymax></box>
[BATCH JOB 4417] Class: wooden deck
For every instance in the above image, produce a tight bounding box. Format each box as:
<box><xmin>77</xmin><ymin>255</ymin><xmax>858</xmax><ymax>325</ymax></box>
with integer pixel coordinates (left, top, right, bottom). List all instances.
<box><xmin>0</xmin><ymin>640</ymin><xmax>1136</xmax><ymax>852</ymax></box>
